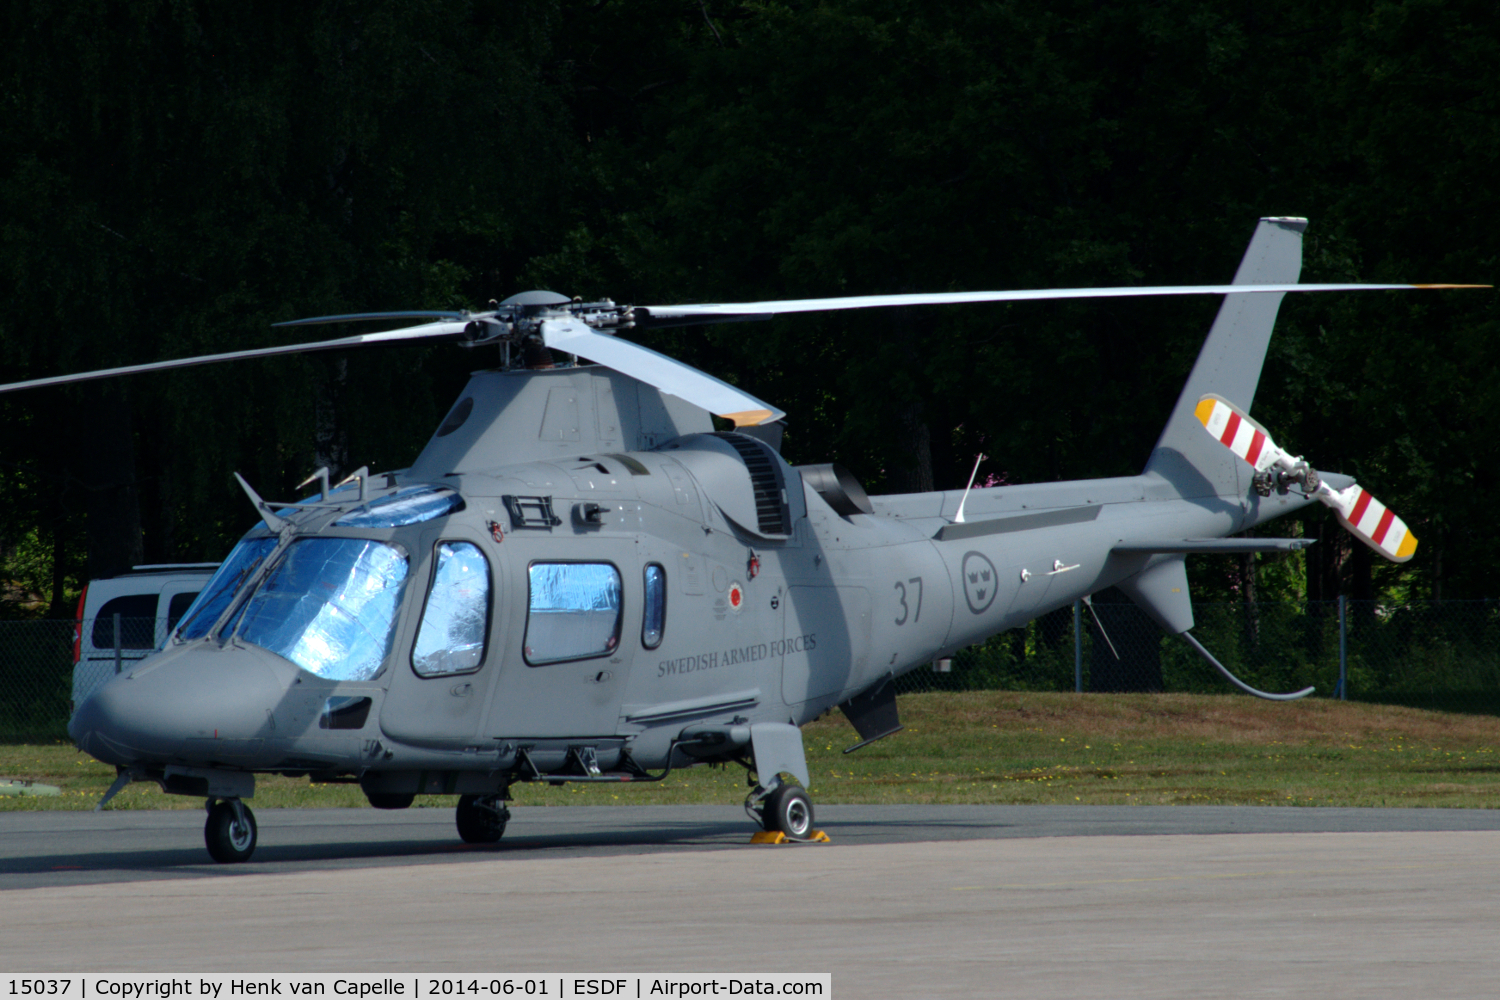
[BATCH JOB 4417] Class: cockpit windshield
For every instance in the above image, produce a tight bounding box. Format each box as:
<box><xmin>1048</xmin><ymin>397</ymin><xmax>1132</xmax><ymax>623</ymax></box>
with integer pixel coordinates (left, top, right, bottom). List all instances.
<box><xmin>174</xmin><ymin>536</ymin><xmax>278</xmax><ymax>642</ymax></box>
<box><xmin>234</xmin><ymin>537</ymin><xmax>409</xmax><ymax>681</ymax></box>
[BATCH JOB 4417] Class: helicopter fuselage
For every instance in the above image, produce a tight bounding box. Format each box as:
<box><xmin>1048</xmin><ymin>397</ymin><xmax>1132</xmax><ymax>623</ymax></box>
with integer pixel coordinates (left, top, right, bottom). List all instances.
<box><xmin>43</xmin><ymin>216</ymin><xmax>1455</xmax><ymax>859</ymax></box>
<box><xmin>69</xmin><ymin>392</ymin><xmax>1315</xmax><ymax>807</ymax></box>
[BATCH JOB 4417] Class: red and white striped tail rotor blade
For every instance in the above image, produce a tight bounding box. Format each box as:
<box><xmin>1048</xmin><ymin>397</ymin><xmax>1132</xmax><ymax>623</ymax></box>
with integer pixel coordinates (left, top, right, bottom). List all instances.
<box><xmin>1195</xmin><ymin>393</ymin><xmax>1418</xmax><ymax>564</ymax></box>
<box><xmin>1316</xmin><ymin>483</ymin><xmax>1419</xmax><ymax>563</ymax></box>
<box><xmin>1194</xmin><ymin>394</ymin><xmax>1289</xmax><ymax>471</ymax></box>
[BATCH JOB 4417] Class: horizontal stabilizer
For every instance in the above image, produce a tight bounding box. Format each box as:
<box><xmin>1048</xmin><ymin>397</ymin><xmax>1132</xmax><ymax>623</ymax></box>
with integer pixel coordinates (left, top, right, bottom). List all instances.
<box><xmin>1114</xmin><ymin>538</ymin><xmax>1314</xmax><ymax>554</ymax></box>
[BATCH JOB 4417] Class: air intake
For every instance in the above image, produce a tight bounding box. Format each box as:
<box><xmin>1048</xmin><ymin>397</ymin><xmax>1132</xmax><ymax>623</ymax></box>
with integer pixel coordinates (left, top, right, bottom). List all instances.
<box><xmin>713</xmin><ymin>433</ymin><xmax>791</xmax><ymax>536</ymax></box>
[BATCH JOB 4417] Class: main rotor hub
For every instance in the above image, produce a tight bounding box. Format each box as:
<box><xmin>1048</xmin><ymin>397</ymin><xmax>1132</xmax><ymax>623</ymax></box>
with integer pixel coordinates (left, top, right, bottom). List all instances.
<box><xmin>460</xmin><ymin>293</ymin><xmax>633</xmax><ymax>352</ymax></box>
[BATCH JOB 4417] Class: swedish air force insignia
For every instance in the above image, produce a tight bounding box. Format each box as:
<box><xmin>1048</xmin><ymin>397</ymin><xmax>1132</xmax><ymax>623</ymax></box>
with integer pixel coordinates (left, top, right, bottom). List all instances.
<box><xmin>961</xmin><ymin>551</ymin><xmax>997</xmax><ymax>614</ymax></box>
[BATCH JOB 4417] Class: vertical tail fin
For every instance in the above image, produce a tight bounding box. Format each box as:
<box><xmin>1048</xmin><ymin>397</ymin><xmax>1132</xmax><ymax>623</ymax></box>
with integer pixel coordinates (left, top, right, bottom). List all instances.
<box><xmin>1144</xmin><ymin>217</ymin><xmax>1307</xmax><ymax>496</ymax></box>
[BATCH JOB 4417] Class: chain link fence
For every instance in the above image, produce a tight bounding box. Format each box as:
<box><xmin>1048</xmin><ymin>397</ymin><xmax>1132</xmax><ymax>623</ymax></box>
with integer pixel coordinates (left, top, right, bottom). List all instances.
<box><xmin>5</xmin><ymin>602</ymin><xmax>1500</xmax><ymax>742</ymax></box>
<box><xmin>897</xmin><ymin>599</ymin><xmax>1500</xmax><ymax>715</ymax></box>
<box><xmin>0</xmin><ymin>616</ymin><xmax>161</xmax><ymax>742</ymax></box>
<box><xmin>0</xmin><ymin>619</ymin><xmax>79</xmax><ymax>742</ymax></box>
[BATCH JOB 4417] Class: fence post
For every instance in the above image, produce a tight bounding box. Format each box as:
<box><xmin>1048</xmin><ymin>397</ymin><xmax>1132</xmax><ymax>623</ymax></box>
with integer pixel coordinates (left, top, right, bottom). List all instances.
<box><xmin>1073</xmin><ymin>599</ymin><xmax>1083</xmax><ymax>693</ymax></box>
<box><xmin>114</xmin><ymin>612</ymin><xmax>122</xmax><ymax>675</ymax></box>
<box><xmin>1337</xmin><ymin>594</ymin><xmax>1347</xmax><ymax>701</ymax></box>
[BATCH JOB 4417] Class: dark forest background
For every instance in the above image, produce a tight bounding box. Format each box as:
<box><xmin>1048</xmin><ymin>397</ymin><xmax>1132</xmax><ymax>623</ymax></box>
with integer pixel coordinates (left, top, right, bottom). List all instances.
<box><xmin>1</xmin><ymin>0</ymin><xmax>1495</xmax><ymax>618</ymax></box>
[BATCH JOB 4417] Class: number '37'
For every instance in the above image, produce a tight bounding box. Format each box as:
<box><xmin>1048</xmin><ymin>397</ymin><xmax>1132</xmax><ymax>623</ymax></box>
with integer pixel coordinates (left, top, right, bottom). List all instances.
<box><xmin>894</xmin><ymin>577</ymin><xmax>923</xmax><ymax>626</ymax></box>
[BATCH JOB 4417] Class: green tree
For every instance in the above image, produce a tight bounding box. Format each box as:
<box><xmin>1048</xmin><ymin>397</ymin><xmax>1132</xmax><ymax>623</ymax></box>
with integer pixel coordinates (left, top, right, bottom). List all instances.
<box><xmin>544</xmin><ymin>0</ymin><xmax>1499</xmax><ymax>600</ymax></box>
<box><xmin>0</xmin><ymin>0</ymin><xmax>576</xmax><ymax>610</ymax></box>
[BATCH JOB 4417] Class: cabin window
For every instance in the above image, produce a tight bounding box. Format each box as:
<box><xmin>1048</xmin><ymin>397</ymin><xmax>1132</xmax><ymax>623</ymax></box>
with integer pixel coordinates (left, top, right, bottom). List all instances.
<box><xmin>175</xmin><ymin>536</ymin><xmax>277</xmax><ymax>642</ymax></box>
<box><xmin>236</xmin><ymin>537</ymin><xmax>409</xmax><ymax>681</ymax></box>
<box><xmin>412</xmin><ymin>541</ymin><xmax>491</xmax><ymax>677</ymax></box>
<box><xmin>525</xmin><ymin>562</ymin><xmax>622</xmax><ymax>665</ymax></box>
<box><xmin>642</xmin><ymin>564</ymin><xmax>666</xmax><ymax>649</ymax></box>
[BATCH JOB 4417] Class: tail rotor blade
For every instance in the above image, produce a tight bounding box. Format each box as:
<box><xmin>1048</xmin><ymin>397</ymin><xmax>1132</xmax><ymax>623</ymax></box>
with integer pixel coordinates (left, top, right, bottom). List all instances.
<box><xmin>1195</xmin><ymin>393</ymin><xmax>1417</xmax><ymax>563</ymax></box>
<box><xmin>1318</xmin><ymin>483</ymin><xmax>1419</xmax><ymax>563</ymax></box>
<box><xmin>1194</xmin><ymin>394</ymin><xmax>1287</xmax><ymax>471</ymax></box>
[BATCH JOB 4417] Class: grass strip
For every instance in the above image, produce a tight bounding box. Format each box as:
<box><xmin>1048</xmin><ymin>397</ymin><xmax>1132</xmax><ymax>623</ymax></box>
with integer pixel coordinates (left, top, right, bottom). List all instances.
<box><xmin>2</xmin><ymin>692</ymin><xmax>1497</xmax><ymax>812</ymax></box>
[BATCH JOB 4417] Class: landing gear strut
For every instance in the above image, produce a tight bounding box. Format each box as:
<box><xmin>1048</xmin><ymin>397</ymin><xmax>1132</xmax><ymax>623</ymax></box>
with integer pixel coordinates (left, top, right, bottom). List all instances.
<box><xmin>456</xmin><ymin>794</ymin><xmax>510</xmax><ymax>844</ymax></box>
<box><xmin>205</xmin><ymin>797</ymin><xmax>257</xmax><ymax>863</ymax></box>
<box><xmin>730</xmin><ymin>721</ymin><xmax>822</xmax><ymax>841</ymax></box>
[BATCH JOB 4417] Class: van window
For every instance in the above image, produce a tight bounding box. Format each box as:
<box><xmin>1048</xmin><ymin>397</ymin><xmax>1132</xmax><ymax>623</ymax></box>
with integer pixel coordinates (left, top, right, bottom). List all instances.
<box><xmin>91</xmin><ymin>594</ymin><xmax>158</xmax><ymax>650</ymax></box>
<box><xmin>166</xmin><ymin>591</ymin><xmax>200</xmax><ymax>632</ymax></box>
<box><xmin>525</xmin><ymin>563</ymin><xmax>621</xmax><ymax>665</ymax></box>
<box><xmin>412</xmin><ymin>542</ymin><xmax>490</xmax><ymax>677</ymax></box>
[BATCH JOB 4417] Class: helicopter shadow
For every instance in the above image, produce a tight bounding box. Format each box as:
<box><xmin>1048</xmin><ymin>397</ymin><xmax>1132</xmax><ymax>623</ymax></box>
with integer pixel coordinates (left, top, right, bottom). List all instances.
<box><xmin>0</xmin><ymin>805</ymin><xmax>1044</xmax><ymax>889</ymax></box>
<box><xmin>0</xmin><ymin>818</ymin><xmax>759</xmax><ymax>886</ymax></box>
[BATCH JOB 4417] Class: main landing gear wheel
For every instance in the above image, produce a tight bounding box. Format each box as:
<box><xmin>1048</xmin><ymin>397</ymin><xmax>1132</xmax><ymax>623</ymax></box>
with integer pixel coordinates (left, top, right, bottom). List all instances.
<box><xmin>761</xmin><ymin>785</ymin><xmax>814</xmax><ymax>840</ymax></box>
<box><xmin>205</xmin><ymin>798</ymin><xmax>257</xmax><ymax>863</ymax></box>
<box><xmin>456</xmin><ymin>794</ymin><xmax>510</xmax><ymax>844</ymax></box>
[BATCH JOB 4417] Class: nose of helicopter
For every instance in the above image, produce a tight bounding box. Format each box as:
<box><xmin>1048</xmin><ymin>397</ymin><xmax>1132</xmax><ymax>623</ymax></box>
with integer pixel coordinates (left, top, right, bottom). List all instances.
<box><xmin>70</xmin><ymin>645</ymin><xmax>287</xmax><ymax>766</ymax></box>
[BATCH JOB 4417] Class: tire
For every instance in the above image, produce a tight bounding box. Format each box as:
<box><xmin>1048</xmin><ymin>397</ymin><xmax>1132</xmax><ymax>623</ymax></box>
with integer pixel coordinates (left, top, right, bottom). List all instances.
<box><xmin>205</xmin><ymin>800</ymin><xmax>257</xmax><ymax>863</ymax></box>
<box><xmin>365</xmin><ymin>792</ymin><xmax>416</xmax><ymax>810</ymax></box>
<box><xmin>762</xmin><ymin>785</ymin><xmax>814</xmax><ymax>839</ymax></box>
<box><xmin>455</xmin><ymin>794</ymin><xmax>509</xmax><ymax>844</ymax></box>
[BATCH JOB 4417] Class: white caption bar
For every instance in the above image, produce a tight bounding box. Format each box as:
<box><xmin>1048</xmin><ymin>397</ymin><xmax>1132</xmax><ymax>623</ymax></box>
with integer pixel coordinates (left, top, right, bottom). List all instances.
<box><xmin>3</xmin><ymin>976</ymin><xmax>830</xmax><ymax>1000</ymax></box>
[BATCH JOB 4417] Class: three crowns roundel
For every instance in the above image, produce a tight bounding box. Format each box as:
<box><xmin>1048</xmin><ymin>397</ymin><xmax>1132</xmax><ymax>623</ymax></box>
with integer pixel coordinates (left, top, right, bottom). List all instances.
<box><xmin>962</xmin><ymin>551</ymin><xmax>998</xmax><ymax>614</ymax></box>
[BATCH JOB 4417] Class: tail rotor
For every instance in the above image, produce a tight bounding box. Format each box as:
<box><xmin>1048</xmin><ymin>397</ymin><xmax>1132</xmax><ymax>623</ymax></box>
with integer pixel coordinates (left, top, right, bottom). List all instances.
<box><xmin>1195</xmin><ymin>393</ymin><xmax>1417</xmax><ymax>563</ymax></box>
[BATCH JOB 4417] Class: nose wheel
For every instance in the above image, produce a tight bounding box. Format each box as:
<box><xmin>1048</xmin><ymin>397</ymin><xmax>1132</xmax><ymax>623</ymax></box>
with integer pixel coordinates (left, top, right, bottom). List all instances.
<box><xmin>204</xmin><ymin>798</ymin><xmax>258</xmax><ymax>863</ymax></box>
<box><xmin>456</xmin><ymin>794</ymin><xmax>510</xmax><ymax>844</ymax></box>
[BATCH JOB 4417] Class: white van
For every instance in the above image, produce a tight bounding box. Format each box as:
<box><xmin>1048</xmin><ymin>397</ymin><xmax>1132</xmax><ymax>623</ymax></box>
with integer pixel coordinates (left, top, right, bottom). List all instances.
<box><xmin>71</xmin><ymin>563</ymin><xmax>219</xmax><ymax>712</ymax></box>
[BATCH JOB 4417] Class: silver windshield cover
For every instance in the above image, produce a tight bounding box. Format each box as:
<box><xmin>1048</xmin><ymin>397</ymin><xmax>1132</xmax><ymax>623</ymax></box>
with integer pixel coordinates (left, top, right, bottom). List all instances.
<box><xmin>236</xmin><ymin>537</ymin><xmax>409</xmax><ymax>681</ymax></box>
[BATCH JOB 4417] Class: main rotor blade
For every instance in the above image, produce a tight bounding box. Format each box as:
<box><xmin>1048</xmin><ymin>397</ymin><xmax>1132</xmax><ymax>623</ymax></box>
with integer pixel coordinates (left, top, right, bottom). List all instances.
<box><xmin>635</xmin><ymin>283</ymin><xmax>1486</xmax><ymax>325</ymax></box>
<box><xmin>273</xmin><ymin>310</ymin><xmax>469</xmax><ymax>328</ymax></box>
<box><xmin>541</xmin><ymin>317</ymin><xmax>785</xmax><ymax>427</ymax></box>
<box><xmin>0</xmin><ymin>320</ymin><xmax>471</xmax><ymax>395</ymax></box>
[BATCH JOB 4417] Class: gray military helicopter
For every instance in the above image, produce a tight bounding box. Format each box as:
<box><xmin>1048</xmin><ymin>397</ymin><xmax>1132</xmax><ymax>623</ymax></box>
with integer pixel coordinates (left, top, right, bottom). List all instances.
<box><xmin>0</xmin><ymin>217</ymin><xmax>1476</xmax><ymax>862</ymax></box>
